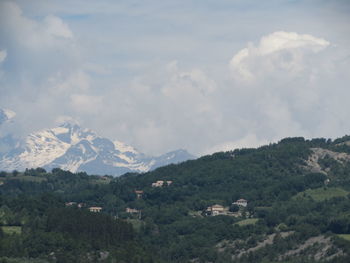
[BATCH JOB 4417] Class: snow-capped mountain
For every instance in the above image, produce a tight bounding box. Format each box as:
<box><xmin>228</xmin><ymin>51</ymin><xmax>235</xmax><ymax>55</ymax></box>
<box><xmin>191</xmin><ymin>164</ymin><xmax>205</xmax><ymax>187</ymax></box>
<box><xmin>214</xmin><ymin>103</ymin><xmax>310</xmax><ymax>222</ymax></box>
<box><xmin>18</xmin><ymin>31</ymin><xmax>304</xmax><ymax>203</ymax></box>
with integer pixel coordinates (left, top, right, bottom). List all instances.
<box><xmin>0</xmin><ymin>120</ymin><xmax>195</xmax><ymax>176</ymax></box>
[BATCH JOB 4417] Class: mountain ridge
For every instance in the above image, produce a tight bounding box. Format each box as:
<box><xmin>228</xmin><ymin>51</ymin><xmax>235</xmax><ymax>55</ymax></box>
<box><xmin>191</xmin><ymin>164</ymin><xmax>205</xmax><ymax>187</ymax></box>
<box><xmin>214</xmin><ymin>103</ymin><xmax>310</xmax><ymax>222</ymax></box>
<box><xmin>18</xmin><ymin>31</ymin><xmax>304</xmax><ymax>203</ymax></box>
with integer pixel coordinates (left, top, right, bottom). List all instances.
<box><xmin>0</xmin><ymin>110</ymin><xmax>195</xmax><ymax>175</ymax></box>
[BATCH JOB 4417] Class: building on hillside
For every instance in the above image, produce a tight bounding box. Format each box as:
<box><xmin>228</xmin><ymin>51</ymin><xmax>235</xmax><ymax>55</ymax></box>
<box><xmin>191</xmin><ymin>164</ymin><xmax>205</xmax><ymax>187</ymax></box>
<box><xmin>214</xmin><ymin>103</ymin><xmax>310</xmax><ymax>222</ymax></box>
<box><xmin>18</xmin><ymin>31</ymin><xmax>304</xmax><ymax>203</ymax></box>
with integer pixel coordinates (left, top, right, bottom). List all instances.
<box><xmin>89</xmin><ymin>206</ymin><xmax>102</xmax><ymax>213</ymax></box>
<box><xmin>126</xmin><ymin>207</ymin><xmax>140</xmax><ymax>214</ymax></box>
<box><xmin>233</xmin><ymin>198</ymin><xmax>248</xmax><ymax>207</ymax></box>
<box><xmin>65</xmin><ymin>202</ymin><xmax>77</xmax><ymax>206</ymax></box>
<box><xmin>166</xmin><ymin>180</ymin><xmax>173</xmax><ymax>186</ymax></box>
<box><xmin>152</xmin><ymin>180</ymin><xmax>164</xmax><ymax>187</ymax></box>
<box><xmin>151</xmin><ymin>180</ymin><xmax>173</xmax><ymax>187</ymax></box>
<box><xmin>126</xmin><ymin>207</ymin><xmax>142</xmax><ymax>219</ymax></box>
<box><xmin>78</xmin><ymin>203</ymin><xmax>86</xmax><ymax>208</ymax></box>
<box><xmin>206</xmin><ymin>204</ymin><xmax>227</xmax><ymax>216</ymax></box>
<box><xmin>135</xmin><ymin>190</ymin><xmax>144</xmax><ymax>199</ymax></box>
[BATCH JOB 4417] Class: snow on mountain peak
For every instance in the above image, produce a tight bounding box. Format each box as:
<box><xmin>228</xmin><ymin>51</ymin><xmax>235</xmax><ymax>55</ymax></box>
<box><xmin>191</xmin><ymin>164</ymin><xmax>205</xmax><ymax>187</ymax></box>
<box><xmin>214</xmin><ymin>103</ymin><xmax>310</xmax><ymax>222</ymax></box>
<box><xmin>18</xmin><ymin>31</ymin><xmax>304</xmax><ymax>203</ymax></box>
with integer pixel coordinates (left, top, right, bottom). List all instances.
<box><xmin>0</xmin><ymin>119</ymin><xmax>195</xmax><ymax>176</ymax></box>
<box><xmin>113</xmin><ymin>140</ymin><xmax>139</xmax><ymax>154</ymax></box>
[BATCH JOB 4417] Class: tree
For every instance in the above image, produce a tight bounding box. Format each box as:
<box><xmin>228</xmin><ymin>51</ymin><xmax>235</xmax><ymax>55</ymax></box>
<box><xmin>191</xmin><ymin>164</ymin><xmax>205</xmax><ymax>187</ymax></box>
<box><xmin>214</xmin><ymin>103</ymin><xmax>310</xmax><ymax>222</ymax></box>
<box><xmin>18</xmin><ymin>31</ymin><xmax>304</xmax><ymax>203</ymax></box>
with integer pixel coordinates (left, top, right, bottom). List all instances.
<box><xmin>229</xmin><ymin>204</ymin><xmax>239</xmax><ymax>213</ymax></box>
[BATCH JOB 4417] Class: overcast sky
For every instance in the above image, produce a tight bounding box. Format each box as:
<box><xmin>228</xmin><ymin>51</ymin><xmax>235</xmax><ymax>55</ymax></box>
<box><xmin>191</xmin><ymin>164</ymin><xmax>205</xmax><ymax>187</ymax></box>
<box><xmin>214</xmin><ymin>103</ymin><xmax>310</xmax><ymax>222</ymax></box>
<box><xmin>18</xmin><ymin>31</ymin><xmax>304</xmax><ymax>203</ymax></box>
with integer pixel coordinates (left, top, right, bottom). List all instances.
<box><xmin>0</xmin><ymin>0</ymin><xmax>350</xmax><ymax>156</ymax></box>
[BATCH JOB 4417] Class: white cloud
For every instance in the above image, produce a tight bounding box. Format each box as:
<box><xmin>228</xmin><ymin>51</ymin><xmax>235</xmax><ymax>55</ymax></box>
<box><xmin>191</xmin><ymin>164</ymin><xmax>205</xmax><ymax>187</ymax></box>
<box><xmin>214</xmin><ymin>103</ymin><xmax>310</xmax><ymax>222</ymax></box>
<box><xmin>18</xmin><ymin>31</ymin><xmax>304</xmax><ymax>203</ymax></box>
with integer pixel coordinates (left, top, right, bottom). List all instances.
<box><xmin>83</xmin><ymin>63</ymin><xmax>111</xmax><ymax>75</ymax></box>
<box><xmin>44</xmin><ymin>15</ymin><xmax>73</xmax><ymax>39</ymax></box>
<box><xmin>55</xmin><ymin>115</ymin><xmax>80</xmax><ymax>126</ymax></box>
<box><xmin>1</xmin><ymin>0</ymin><xmax>350</xmax><ymax>158</ymax></box>
<box><xmin>204</xmin><ymin>134</ymin><xmax>269</xmax><ymax>155</ymax></box>
<box><xmin>223</xmin><ymin>31</ymin><xmax>350</xmax><ymax>155</ymax></box>
<box><xmin>230</xmin><ymin>31</ymin><xmax>330</xmax><ymax>81</ymax></box>
<box><xmin>70</xmin><ymin>94</ymin><xmax>103</xmax><ymax>114</ymax></box>
<box><xmin>0</xmin><ymin>2</ymin><xmax>75</xmax><ymax>51</ymax></box>
<box><xmin>0</xmin><ymin>49</ymin><xmax>7</xmax><ymax>63</ymax></box>
<box><xmin>161</xmin><ymin>61</ymin><xmax>217</xmax><ymax>113</ymax></box>
<box><xmin>0</xmin><ymin>2</ymin><xmax>91</xmax><ymax>136</ymax></box>
<box><xmin>49</xmin><ymin>70</ymin><xmax>90</xmax><ymax>93</ymax></box>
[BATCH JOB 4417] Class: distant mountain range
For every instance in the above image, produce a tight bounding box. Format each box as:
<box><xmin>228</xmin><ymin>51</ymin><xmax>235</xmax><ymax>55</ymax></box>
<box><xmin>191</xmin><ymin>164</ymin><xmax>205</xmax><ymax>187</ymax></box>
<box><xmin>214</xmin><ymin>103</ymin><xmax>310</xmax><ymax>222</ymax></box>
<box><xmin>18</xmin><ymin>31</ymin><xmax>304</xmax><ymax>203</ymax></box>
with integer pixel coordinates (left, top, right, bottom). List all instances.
<box><xmin>0</xmin><ymin>109</ymin><xmax>195</xmax><ymax>176</ymax></box>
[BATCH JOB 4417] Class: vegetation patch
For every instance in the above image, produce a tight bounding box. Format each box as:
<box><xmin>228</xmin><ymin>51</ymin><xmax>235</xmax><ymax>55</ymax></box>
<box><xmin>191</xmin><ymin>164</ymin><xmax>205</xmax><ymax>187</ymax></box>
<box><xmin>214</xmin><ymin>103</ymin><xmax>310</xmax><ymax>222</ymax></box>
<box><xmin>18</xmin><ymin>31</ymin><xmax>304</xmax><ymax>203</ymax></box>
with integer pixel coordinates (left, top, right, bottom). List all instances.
<box><xmin>1</xmin><ymin>226</ymin><xmax>22</xmax><ymax>235</ymax></box>
<box><xmin>90</xmin><ymin>176</ymin><xmax>112</xmax><ymax>184</ymax></box>
<box><xmin>236</xmin><ymin>218</ymin><xmax>259</xmax><ymax>226</ymax></box>
<box><xmin>8</xmin><ymin>175</ymin><xmax>47</xmax><ymax>183</ymax></box>
<box><xmin>293</xmin><ymin>187</ymin><xmax>348</xmax><ymax>201</ymax></box>
<box><xmin>0</xmin><ymin>258</ymin><xmax>48</xmax><ymax>263</ymax></box>
<box><xmin>338</xmin><ymin>234</ymin><xmax>350</xmax><ymax>241</ymax></box>
<box><xmin>2</xmin><ymin>137</ymin><xmax>350</xmax><ymax>262</ymax></box>
<box><xmin>188</xmin><ymin>210</ymin><xmax>203</xmax><ymax>217</ymax></box>
<box><xmin>127</xmin><ymin>219</ymin><xmax>144</xmax><ymax>232</ymax></box>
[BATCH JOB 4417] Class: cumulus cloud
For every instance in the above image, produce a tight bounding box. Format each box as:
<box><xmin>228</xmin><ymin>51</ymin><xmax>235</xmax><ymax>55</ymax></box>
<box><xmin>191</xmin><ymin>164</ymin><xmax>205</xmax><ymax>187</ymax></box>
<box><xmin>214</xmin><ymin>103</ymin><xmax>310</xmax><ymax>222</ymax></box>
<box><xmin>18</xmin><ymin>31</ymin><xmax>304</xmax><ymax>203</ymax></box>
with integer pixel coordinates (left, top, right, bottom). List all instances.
<box><xmin>0</xmin><ymin>1</ymin><xmax>78</xmax><ymax>100</ymax></box>
<box><xmin>70</xmin><ymin>94</ymin><xmax>103</xmax><ymax>114</ymax></box>
<box><xmin>161</xmin><ymin>61</ymin><xmax>217</xmax><ymax>114</ymax></box>
<box><xmin>44</xmin><ymin>15</ymin><xmax>73</xmax><ymax>39</ymax></box>
<box><xmin>222</xmin><ymin>31</ymin><xmax>350</xmax><ymax>155</ymax></box>
<box><xmin>1</xmin><ymin>0</ymin><xmax>350</xmax><ymax>158</ymax></box>
<box><xmin>230</xmin><ymin>31</ymin><xmax>330</xmax><ymax>81</ymax></box>
<box><xmin>0</xmin><ymin>1</ymin><xmax>92</xmax><ymax>136</ymax></box>
<box><xmin>48</xmin><ymin>70</ymin><xmax>90</xmax><ymax>93</ymax></box>
<box><xmin>96</xmin><ymin>61</ymin><xmax>222</xmax><ymax>155</ymax></box>
<box><xmin>0</xmin><ymin>2</ymin><xmax>75</xmax><ymax>50</ymax></box>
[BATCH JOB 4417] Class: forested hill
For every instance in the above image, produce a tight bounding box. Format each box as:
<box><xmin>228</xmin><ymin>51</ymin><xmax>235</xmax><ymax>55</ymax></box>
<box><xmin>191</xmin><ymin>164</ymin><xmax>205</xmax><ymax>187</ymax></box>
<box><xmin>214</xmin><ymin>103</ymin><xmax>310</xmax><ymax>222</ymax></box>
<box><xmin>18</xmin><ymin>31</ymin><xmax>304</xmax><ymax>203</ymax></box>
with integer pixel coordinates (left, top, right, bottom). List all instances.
<box><xmin>2</xmin><ymin>136</ymin><xmax>350</xmax><ymax>262</ymax></box>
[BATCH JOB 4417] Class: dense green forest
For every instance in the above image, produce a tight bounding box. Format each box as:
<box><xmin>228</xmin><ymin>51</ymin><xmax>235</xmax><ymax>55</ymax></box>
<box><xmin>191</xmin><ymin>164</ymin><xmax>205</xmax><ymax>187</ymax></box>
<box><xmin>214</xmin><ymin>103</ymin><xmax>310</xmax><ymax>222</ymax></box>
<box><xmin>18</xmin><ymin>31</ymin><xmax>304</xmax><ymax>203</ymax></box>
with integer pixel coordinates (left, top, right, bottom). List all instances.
<box><xmin>2</xmin><ymin>136</ymin><xmax>350</xmax><ymax>262</ymax></box>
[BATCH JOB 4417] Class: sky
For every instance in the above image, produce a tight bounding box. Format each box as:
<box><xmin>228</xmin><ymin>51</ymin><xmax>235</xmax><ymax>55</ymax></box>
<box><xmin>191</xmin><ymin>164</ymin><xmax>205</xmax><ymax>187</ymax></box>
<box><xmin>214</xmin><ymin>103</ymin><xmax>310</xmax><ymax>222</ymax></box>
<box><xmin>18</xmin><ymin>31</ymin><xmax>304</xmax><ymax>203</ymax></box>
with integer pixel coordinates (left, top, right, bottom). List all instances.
<box><xmin>0</xmin><ymin>0</ymin><xmax>350</xmax><ymax>156</ymax></box>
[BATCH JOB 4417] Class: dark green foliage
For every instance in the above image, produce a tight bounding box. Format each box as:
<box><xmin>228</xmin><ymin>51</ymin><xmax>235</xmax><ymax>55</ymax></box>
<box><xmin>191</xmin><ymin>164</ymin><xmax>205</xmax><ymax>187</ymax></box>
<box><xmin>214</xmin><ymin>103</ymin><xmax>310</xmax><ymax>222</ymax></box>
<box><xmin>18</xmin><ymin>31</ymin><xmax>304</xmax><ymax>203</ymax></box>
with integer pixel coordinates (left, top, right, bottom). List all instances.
<box><xmin>1</xmin><ymin>136</ymin><xmax>350</xmax><ymax>262</ymax></box>
<box><xmin>46</xmin><ymin>207</ymin><xmax>134</xmax><ymax>249</ymax></box>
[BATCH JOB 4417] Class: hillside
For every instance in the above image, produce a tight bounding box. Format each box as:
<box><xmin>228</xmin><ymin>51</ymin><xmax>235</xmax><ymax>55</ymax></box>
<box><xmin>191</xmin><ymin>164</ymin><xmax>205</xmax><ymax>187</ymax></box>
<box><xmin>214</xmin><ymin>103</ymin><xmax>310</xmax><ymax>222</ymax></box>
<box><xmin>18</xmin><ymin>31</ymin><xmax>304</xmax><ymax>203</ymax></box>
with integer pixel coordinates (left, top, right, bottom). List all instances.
<box><xmin>1</xmin><ymin>136</ymin><xmax>350</xmax><ymax>262</ymax></box>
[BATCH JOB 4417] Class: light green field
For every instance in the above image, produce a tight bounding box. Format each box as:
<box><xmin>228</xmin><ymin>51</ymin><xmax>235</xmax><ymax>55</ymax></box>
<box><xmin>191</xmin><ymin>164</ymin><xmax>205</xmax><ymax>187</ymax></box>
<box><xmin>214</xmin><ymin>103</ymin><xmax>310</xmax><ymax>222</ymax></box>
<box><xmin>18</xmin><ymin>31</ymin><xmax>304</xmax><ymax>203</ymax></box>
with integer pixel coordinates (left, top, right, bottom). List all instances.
<box><xmin>188</xmin><ymin>211</ymin><xmax>203</xmax><ymax>217</ymax></box>
<box><xmin>293</xmin><ymin>187</ymin><xmax>348</xmax><ymax>201</ymax></box>
<box><xmin>1</xmin><ymin>226</ymin><xmax>22</xmax><ymax>235</ymax></box>
<box><xmin>338</xmin><ymin>234</ymin><xmax>350</xmax><ymax>241</ymax></box>
<box><xmin>236</xmin><ymin>218</ymin><xmax>259</xmax><ymax>226</ymax></box>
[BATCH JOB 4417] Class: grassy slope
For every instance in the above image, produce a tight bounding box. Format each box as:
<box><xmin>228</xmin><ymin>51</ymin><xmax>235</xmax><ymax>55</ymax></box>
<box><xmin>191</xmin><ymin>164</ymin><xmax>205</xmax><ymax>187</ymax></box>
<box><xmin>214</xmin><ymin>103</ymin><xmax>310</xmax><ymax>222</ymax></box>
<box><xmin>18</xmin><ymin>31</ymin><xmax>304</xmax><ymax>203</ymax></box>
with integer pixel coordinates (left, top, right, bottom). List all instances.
<box><xmin>235</xmin><ymin>218</ymin><xmax>259</xmax><ymax>226</ymax></box>
<box><xmin>293</xmin><ymin>187</ymin><xmax>349</xmax><ymax>201</ymax></box>
<box><xmin>1</xmin><ymin>226</ymin><xmax>22</xmax><ymax>235</ymax></box>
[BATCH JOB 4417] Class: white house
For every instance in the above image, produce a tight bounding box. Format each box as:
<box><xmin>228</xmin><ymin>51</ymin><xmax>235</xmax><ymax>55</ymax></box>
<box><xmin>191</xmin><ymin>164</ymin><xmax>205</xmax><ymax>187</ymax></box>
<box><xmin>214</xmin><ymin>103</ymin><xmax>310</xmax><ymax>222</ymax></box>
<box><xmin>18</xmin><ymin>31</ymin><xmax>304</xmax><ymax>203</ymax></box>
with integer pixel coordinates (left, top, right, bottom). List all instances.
<box><xmin>126</xmin><ymin>207</ymin><xmax>140</xmax><ymax>214</ymax></box>
<box><xmin>152</xmin><ymin>180</ymin><xmax>164</xmax><ymax>187</ymax></box>
<box><xmin>151</xmin><ymin>180</ymin><xmax>173</xmax><ymax>187</ymax></box>
<box><xmin>206</xmin><ymin>204</ymin><xmax>227</xmax><ymax>216</ymax></box>
<box><xmin>135</xmin><ymin>190</ymin><xmax>144</xmax><ymax>199</ymax></box>
<box><xmin>89</xmin><ymin>206</ymin><xmax>102</xmax><ymax>213</ymax></box>
<box><xmin>233</xmin><ymin>199</ymin><xmax>248</xmax><ymax>207</ymax></box>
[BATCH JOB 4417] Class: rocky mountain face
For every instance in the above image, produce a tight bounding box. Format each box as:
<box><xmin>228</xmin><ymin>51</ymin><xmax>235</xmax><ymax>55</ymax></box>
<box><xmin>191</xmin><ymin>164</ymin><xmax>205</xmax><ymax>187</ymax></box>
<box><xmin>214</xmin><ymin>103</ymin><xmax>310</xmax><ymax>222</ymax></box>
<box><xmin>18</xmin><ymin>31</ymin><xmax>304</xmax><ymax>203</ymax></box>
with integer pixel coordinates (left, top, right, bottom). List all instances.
<box><xmin>0</xmin><ymin>111</ymin><xmax>195</xmax><ymax>176</ymax></box>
